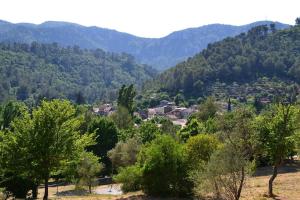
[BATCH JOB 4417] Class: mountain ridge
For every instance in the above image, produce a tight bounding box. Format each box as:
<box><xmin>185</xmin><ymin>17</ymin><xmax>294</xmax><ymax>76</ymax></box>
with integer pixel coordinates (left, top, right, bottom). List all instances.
<box><xmin>0</xmin><ymin>20</ymin><xmax>290</xmax><ymax>70</ymax></box>
<box><xmin>141</xmin><ymin>24</ymin><xmax>300</xmax><ymax>106</ymax></box>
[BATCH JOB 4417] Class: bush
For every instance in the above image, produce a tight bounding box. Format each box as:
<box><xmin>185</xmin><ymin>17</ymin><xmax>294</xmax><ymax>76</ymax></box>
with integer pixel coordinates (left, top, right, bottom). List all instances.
<box><xmin>138</xmin><ymin>135</ymin><xmax>192</xmax><ymax>197</ymax></box>
<box><xmin>114</xmin><ymin>166</ymin><xmax>142</xmax><ymax>192</ymax></box>
<box><xmin>108</xmin><ymin>138</ymin><xmax>141</xmax><ymax>170</ymax></box>
<box><xmin>185</xmin><ymin>134</ymin><xmax>220</xmax><ymax>170</ymax></box>
<box><xmin>0</xmin><ymin>176</ymin><xmax>35</xmax><ymax>198</ymax></box>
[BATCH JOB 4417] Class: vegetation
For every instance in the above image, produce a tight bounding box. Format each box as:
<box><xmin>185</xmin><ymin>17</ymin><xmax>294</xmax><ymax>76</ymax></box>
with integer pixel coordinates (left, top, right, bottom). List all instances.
<box><xmin>255</xmin><ymin>104</ymin><xmax>299</xmax><ymax>196</ymax></box>
<box><xmin>87</xmin><ymin>117</ymin><xmax>118</xmax><ymax>174</ymax></box>
<box><xmin>1</xmin><ymin>20</ymin><xmax>300</xmax><ymax>200</ymax></box>
<box><xmin>144</xmin><ymin>23</ymin><xmax>300</xmax><ymax>103</ymax></box>
<box><xmin>117</xmin><ymin>84</ymin><xmax>136</xmax><ymax>116</ymax></box>
<box><xmin>76</xmin><ymin>152</ymin><xmax>103</xmax><ymax>194</ymax></box>
<box><xmin>0</xmin><ymin>20</ymin><xmax>288</xmax><ymax>70</ymax></box>
<box><xmin>0</xmin><ymin>42</ymin><xmax>155</xmax><ymax>104</ymax></box>
<box><xmin>0</xmin><ymin>100</ymin><xmax>97</xmax><ymax>199</ymax></box>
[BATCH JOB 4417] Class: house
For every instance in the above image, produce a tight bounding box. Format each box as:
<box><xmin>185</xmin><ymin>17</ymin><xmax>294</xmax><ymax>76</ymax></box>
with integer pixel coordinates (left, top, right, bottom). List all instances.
<box><xmin>181</xmin><ymin>108</ymin><xmax>197</xmax><ymax>119</ymax></box>
<box><xmin>93</xmin><ymin>104</ymin><xmax>114</xmax><ymax>116</ymax></box>
<box><xmin>148</xmin><ymin>108</ymin><xmax>156</xmax><ymax>119</ymax></box>
<box><xmin>137</xmin><ymin>110</ymin><xmax>148</xmax><ymax>120</ymax></box>
<box><xmin>172</xmin><ymin>119</ymin><xmax>187</xmax><ymax>127</ymax></box>
<box><xmin>170</xmin><ymin>107</ymin><xmax>187</xmax><ymax>119</ymax></box>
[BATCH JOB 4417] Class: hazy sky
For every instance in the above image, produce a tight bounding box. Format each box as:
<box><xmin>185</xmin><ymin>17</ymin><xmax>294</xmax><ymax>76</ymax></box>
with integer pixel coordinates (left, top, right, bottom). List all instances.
<box><xmin>0</xmin><ymin>0</ymin><xmax>299</xmax><ymax>38</ymax></box>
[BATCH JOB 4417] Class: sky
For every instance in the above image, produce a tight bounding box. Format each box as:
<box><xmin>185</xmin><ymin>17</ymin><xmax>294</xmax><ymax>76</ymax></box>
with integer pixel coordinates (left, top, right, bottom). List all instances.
<box><xmin>0</xmin><ymin>0</ymin><xmax>299</xmax><ymax>38</ymax></box>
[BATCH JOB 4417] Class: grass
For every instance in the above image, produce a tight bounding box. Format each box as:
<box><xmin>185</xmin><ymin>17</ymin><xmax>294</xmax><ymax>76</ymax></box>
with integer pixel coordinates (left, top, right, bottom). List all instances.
<box><xmin>37</xmin><ymin>160</ymin><xmax>300</xmax><ymax>200</ymax></box>
<box><xmin>241</xmin><ymin>160</ymin><xmax>300</xmax><ymax>200</ymax></box>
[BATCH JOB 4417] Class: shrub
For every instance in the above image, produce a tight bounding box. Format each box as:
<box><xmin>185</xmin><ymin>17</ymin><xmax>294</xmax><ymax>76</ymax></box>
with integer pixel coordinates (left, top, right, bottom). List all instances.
<box><xmin>114</xmin><ymin>165</ymin><xmax>142</xmax><ymax>192</ymax></box>
<box><xmin>138</xmin><ymin>135</ymin><xmax>192</xmax><ymax>197</ymax></box>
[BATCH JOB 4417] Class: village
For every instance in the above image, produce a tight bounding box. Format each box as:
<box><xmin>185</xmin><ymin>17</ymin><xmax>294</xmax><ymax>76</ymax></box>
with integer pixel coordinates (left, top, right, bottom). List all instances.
<box><xmin>92</xmin><ymin>100</ymin><xmax>200</xmax><ymax>127</ymax></box>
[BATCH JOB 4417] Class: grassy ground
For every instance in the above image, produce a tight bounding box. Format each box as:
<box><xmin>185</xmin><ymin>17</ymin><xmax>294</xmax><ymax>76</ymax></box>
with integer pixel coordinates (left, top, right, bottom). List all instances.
<box><xmin>241</xmin><ymin>160</ymin><xmax>300</xmax><ymax>200</ymax></box>
<box><xmin>37</xmin><ymin>160</ymin><xmax>300</xmax><ymax>200</ymax></box>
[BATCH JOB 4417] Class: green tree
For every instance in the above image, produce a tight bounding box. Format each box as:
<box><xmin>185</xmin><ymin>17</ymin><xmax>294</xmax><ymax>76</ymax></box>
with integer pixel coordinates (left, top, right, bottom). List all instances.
<box><xmin>255</xmin><ymin>104</ymin><xmax>299</xmax><ymax>197</ymax></box>
<box><xmin>110</xmin><ymin>106</ymin><xmax>134</xmax><ymax>130</ymax></box>
<box><xmin>137</xmin><ymin>135</ymin><xmax>191</xmax><ymax>197</ymax></box>
<box><xmin>215</xmin><ymin>107</ymin><xmax>256</xmax><ymax>199</ymax></box>
<box><xmin>174</xmin><ymin>93</ymin><xmax>185</xmax><ymax>106</ymax></box>
<box><xmin>114</xmin><ymin>165</ymin><xmax>142</xmax><ymax>193</ymax></box>
<box><xmin>1</xmin><ymin>101</ymin><xmax>27</xmax><ymax>130</ymax></box>
<box><xmin>77</xmin><ymin>152</ymin><xmax>103</xmax><ymax>193</ymax></box>
<box><xmin>137</xmin><ymin>121</ymin><xmax>161</xmax><ymax>144</ymax></box>
<box><xmin>178</xmin><ymin>118</ymin><xmax>205</xmax><ymax>142</ymax></box>
<box><xmin>1</xmin><ymin>100</ymin><xmax>95</xmax><ymax>200</ymax></box>
<box><xmin>88</xmin><ymin>116</ymin><xmax>118</xmax><ymax>173</ymax></box>
<box><xmin>195</xmin><ymin>97</ymin><xmax>218</xmax><ymax>122</ymax></box>
<box><xmin>108</xmin><ymin>138</ymin><xmax>141</xmax><ymax>170</ymax></box>
<box><xmin>117</xmin><ymin>84</ymin><xmax>136</xmax><ymax>116</ymax></box>
<box><xmin>191</xmin><ymin>145</ymin><xmax>254</xmax><ymax>200</ymax></box>
<box><xmin>185</xmin><ymin>134</ymin><xmax>220</xmax><ymax>170</ymax></box>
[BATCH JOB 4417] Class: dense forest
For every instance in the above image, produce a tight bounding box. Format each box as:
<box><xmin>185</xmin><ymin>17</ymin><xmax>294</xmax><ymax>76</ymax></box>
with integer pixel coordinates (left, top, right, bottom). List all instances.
<box><xmin>143</xmin><ymin>23</ymin><xmax>300</xmax><ymax>104</ymax></box>
<box><xmin>0</xmin><ymin>42</ymin><xmax>156</xmax><ymax>104</ymax></box>
<box><xmin>0</xmin><ymin>20</ymin><xmax>288</xmax><ymax>70</ymax></box>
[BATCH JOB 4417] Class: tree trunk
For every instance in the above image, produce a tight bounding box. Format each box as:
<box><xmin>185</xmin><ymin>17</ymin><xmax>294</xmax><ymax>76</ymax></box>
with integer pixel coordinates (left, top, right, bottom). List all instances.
<box><xmin>32</xmin><ymin>184</ymin><xmax>38</xmax><ymax>199</ymax></box>
<box><xmin>268</xmin><ymin>165</ymin><xmax>278</xmax><ymax>197</ymax></box>
<box><xmin>43</xmin><ymin>178</ymin><xmax>49</xmax><ymax>200</ymax></box>
<box><xmin>236</xmin><ymin>167</ymin><xmax>245</xmax><ymax>200</ymax></box>
<box><xmin>89</xmin><ymin>184</ymin><xmax>92</xmax><ymax>194</ymax></box>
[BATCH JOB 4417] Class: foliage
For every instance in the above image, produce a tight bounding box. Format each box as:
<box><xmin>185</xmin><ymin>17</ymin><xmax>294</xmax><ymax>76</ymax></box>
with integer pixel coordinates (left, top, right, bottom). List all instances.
<box><xmin>110</xmin><ymin>106</ymin><xmax>134</xmax><ymax>130</ymax></box>
<box><xmin>87</xmin><ymin>116</ymin><xmax>118</xmax><ymax>173</ymax></box>
<box><xmin>159</xmin><ymin>117</ymin><xmax>180</xmax><ymax>137</ymax></box>
<box><xmin>0</xmin><ymin>99</ymin><xmax>96</xmax><ymax>199</ymax></box>
<box><xmin>0</xmin><ymin>20</ymin><xmax>287</xmax><ymax>70</ymax></box>
<box><xmin>76</xmin><ymin>152</ymin><xmax>103</xmax><ymax>194</ymax></box>
<box><xmin>191</xmin><ymin>107</ymin><xmax>256</xmax><ymax>199</ymax></box>
<box><xmin>178</xmin><ymin>116</ymin><xmax>218</xmax><ymax>142</ymax></box>
<box><xmin>117</xmin><ymin>84</ymin><xmax>136</xmax><ymax>115</ymax></box>
<box><xmin>117</xmin><ymin>127</ymin><xmax>137</xmax><ymax>142</ymax></box>
<box><xmin>191</xmin><ymin>145</ymin><xmax>255</xmax><ymax>200</ymax></box>
<box><xmin>174</xmin><ymin>93</ymin><xmax>186</xmax><ymax>106</ymax></box>
<box><xmin>137</xmin><ymin>135</ymin><xmax>191</xmax><ymax>197</ymax></box>
<box><xmin>0</xmin><ymin>42</ymin><xmax>155</xmax><ymax>103</ymax></box>
<box><xmin>114</xmin><ymin>165</ymin><xmax>142</xmax><ymax>193</ymax></box>
<box><xmin>137</xmin><ymin>121</ymin><xmax>161</xmax><ymax>144</ymax></box>
<box><xmin>185</xmin><ymin>134</ymin><xmax>220</xmax><ymax>170</ymax></box>
<box><xmin>145</xmin><ymin>24</ymin><xmax>300</xmax><ymax>102</ymax></box>
<box><xmin>1</xmin><ymin>101</ymin><xmax>27</xmax><ymax>130</ymax></box>
<box><xmin>195</xmin><ymin>97</ymin><xmax>218</xmax><ymax>122</ymax></box>
<box><xmin>255</xmin><ymin>103</ymin><xmax>299</xmax><ymax>196</ymax></box>
<box><xmin>108</xmin><ymin>138</ymin><xmax>141</xmax><ymax>170</ymax></box>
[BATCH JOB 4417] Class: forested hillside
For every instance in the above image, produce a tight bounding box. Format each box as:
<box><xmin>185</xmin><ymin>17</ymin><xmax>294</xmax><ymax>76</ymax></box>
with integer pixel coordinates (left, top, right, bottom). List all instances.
<box><xmin>0</xmin><ymin>42</ymin><xmax>155</xmax><ymax>104</ymax></box>
<box><xmin>144</xmin><ymin>24</ymin><xmax>300</xmax><ymax>103</ymax></box>
<box><xmin>0</xmin><ymin>20</ymin><xmax>289</xmax><ymax>70</ymax></box>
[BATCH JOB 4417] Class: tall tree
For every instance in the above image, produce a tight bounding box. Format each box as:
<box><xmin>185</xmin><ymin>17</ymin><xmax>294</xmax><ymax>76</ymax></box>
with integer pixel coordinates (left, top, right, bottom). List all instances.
<box><xmin>117</xmin><ymin>84</ymin><xmax>136</xmax><ymax>116</ymax></box>
<box><xmin>87</xmin><ymin>117</ymin><xmax>118</xmax><ymax>173</ymax></box>
<box><xmin>2</xmin><ymin>100</ymin><xmax>96</xmax><ymax>200</ymax></box>
<box><xmin>195</xmin><ymin>97</ymin><xmax>218</xmax><ymax>122</ymax></box>
<box><xmin>76</xmin><ymin>152</ymin><xmax>103</xmax><ymax>193</ymax></box>
<box><xmin>110</xmin><ymin>106</ymin><xmax>134</xmax><ymax>130</ymax></box>
<box><xmin>255</xmin><ymin>104</ymin><xmax>299</xmax><ymax>197</ymax></box>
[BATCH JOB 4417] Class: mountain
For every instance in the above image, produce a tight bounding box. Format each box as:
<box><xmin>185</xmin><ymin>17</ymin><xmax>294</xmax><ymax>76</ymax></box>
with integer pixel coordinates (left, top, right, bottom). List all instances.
<box><xmin>0</xmin><ymin>42</ymin><xmax>156</xmax><ymax>104</ymax></box>
<box><xmin>141</xmin><ymin>24</ymin><xmax>300</xmax><ymax>106</ymax></box>
<box><xmin>0</xmin><ymin>20</ymin><xmax>290</xmax><ymax>70</ymax></box>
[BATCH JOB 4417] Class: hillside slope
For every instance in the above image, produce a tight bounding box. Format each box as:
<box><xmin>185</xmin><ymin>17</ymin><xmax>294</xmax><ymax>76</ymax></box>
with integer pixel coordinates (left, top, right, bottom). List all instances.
<box><xmin>0</xmin><ymin>20</ymin><xmax>289</xmax><ymax>70</ymax></box>
<box><xmin>0</xmin><ymin>42</ymin><xmax>155</xmax><ymax>103</ymax></box>
<box><xmin>143</xmin><ymin>24</ymin><xmax>300</xmax><ymax>103</ymax></box>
